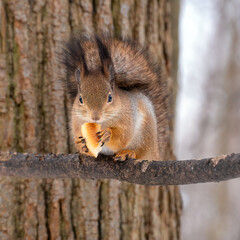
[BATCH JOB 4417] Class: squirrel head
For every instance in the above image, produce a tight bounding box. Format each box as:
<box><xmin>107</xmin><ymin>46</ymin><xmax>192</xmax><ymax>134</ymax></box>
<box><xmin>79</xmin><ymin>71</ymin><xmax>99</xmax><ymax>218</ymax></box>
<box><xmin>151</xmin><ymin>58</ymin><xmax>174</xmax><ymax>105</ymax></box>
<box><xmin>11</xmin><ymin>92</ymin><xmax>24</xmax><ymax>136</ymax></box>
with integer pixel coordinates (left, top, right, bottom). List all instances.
<box><xmin>70</xmin><ymin>35</ymin><xmax>122</xmax><ymax>123</ymax></box>
<box><xmin>72</xmin><ymin>60</ymin><xmax>119</xmax><ymax>123</ymax></box>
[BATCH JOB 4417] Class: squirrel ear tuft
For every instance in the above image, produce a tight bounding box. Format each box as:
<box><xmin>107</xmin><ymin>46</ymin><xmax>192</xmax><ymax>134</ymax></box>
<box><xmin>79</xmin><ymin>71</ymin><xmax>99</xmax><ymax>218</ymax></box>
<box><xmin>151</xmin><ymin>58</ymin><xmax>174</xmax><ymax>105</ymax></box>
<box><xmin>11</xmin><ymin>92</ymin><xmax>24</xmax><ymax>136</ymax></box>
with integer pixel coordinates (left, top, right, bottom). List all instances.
<box><xmin>109</xmin><ymin>63</ymin><xmax>115</xmax><ymax>86</ymax></box>
<box><xmin>75</xmin><ymin>68</ymin><xmax>81</xmax><ymax>84</ymax></box>
<box><xmin>95</xmin><ymin>35</ymin><xmax>114</xmax><ymax>84</ymax></box>
<box><xmin>103</xmin><ymin>61</ymin><xmax>115</xmax><ymax>88</ymax></box>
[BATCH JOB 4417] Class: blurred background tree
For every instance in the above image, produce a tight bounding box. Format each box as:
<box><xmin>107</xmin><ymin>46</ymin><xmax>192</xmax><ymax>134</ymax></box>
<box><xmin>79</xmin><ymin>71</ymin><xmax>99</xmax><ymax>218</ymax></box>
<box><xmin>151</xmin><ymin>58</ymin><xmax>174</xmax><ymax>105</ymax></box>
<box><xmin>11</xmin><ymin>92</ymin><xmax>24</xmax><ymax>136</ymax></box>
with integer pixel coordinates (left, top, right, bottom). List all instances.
<box><xmin>0</xmin><ymin>0</ymin><xmax>181</xmax><ymax>239</ymax></box>
<box><xmin>176</xmin><ymin>0</ymin><xmax>240</xmax><ymax>239</ymax></box>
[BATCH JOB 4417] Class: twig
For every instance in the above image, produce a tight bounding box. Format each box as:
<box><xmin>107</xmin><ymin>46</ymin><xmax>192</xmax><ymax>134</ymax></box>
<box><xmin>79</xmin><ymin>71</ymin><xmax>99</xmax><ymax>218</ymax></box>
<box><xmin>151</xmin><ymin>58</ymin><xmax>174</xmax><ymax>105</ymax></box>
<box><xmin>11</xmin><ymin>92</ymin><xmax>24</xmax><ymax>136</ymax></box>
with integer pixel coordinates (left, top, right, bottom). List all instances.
<box><xmin>0</xmin><ymin>152</ymin><xmax>239</xmax><ymax>185</ymax></box>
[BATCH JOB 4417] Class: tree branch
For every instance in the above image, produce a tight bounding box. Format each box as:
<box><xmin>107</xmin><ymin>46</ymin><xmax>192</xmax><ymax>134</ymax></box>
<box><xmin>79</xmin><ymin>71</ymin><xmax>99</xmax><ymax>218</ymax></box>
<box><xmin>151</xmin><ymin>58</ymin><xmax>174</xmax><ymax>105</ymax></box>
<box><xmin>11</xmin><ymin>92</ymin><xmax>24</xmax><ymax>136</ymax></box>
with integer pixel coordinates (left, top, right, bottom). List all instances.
<box><xmin>0</xmin><ymin>152</ymin><xmax>239</xmax><ymax>185</ymax></box>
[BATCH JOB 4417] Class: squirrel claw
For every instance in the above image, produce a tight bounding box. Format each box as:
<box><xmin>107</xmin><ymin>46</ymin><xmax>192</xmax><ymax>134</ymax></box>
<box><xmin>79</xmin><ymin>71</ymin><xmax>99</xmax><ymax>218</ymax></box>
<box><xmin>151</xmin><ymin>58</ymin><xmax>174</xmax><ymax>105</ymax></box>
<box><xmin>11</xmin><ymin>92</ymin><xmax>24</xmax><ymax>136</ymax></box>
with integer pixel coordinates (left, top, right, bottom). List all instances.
<box><xmin>75</xmin><ymin>137</ymin><xmax>86</xmax><ymax>144</ymax></box>
<box><xmin>114</xmin><ymin>150</ymin><xmax>136</xmax><ymax>161</ymax></box>
<box><xmin>96</xmin><ymin>128</ymin><xmax>112</xmax><ymax>145</ymax></box>
<box><xmin>75</xmin><ymin>137</ymin><xmax>91</xmax><ymax>156</ymax></box>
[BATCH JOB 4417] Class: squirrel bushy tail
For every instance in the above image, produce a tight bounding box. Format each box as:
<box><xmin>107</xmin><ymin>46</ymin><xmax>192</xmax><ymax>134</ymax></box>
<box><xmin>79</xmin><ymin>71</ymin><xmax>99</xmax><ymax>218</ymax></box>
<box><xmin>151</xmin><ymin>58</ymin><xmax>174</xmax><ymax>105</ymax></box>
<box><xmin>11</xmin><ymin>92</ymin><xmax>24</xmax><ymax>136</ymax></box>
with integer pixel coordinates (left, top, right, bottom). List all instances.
<box><xmin>62</xmin><ymin>34</ymin><xmax>162</xmax><ymax>97</ymax></box>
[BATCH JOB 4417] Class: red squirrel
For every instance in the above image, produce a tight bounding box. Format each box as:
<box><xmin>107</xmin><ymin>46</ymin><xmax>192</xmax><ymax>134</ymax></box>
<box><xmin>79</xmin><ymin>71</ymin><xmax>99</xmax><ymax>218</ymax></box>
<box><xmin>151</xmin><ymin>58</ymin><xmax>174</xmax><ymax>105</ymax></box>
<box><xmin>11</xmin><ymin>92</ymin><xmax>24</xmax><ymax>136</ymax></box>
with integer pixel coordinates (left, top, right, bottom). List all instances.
<box><xmin>62</xmin><ymin>34</ymin><xmax>161</xmax><ymax>161</ymax></box>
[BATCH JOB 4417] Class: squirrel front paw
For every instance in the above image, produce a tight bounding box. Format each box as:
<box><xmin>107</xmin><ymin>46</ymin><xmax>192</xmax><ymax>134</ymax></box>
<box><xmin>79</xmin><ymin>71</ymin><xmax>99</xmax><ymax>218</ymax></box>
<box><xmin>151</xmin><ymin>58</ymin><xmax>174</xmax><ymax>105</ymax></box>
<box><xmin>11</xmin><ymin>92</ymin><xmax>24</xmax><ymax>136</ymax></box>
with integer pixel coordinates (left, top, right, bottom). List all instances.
<box><xmin>114</xmin><ymin>150</ymin><xmax>136</xmax><ymax>161</ymax></box>
<box><xmin>75</xmin><ymin>137</ymin><xmax>92</xmax><ymax>156</ymax></box>
<box><xmin>96</xmin><ymin>128</ymin><xmax>112</xmax><ymax>146</ymax></box>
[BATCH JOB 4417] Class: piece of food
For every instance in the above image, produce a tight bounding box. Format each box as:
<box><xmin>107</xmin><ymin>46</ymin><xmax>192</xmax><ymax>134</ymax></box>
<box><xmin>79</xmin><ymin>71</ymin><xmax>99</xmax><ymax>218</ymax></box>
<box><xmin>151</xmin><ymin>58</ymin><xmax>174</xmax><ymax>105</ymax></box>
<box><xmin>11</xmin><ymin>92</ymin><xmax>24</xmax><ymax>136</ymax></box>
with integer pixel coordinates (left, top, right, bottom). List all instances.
<box><xmin>81</xmin><ymin>123</ymin><xmax>102</xmax><ymax>158</ymax></box>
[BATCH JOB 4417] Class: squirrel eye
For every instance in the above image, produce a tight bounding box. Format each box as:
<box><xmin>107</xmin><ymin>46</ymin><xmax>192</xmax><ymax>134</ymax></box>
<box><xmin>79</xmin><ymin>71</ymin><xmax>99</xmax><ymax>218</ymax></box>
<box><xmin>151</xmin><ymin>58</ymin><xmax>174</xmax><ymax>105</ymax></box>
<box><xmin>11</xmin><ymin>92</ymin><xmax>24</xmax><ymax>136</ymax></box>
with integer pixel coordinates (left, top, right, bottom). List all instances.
<box><xmin>107</xmin><ymin>93</ymin><xmax>112</xmax><ymax>103</ymax></box>
<box><xmin>79</xmin><ymin>96</ymin><xmax>83</xmax><ymax>104</ymax></box>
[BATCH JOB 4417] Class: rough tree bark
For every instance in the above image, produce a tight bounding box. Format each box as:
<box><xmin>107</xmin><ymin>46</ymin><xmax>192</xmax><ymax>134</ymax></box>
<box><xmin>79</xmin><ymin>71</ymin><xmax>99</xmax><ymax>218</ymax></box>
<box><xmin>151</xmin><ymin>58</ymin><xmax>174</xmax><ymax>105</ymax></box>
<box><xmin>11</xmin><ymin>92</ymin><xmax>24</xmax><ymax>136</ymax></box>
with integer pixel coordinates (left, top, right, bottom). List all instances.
<box><xmin>0</xmin><ymin>0</ymin><xmax>181</xmax><ymax>239</ymax></box>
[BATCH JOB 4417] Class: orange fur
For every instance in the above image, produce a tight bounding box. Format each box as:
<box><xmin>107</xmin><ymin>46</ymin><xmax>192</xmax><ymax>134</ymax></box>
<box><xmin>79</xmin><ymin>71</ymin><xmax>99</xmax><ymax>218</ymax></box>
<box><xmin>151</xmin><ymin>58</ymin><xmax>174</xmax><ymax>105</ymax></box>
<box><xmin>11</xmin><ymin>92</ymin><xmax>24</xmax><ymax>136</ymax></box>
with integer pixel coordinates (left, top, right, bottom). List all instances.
<box><xmin>65</xmin><ymin>34</ymin><xmax>160</xmax><ymax>161</ymax></box>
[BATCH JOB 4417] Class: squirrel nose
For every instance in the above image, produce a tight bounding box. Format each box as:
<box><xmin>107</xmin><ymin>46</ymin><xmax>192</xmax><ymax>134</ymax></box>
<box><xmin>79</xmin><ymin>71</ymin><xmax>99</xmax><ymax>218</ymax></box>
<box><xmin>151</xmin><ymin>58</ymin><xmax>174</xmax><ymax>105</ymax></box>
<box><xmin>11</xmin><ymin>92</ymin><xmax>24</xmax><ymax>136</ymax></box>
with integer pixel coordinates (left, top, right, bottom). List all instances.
<box><xmin>91</xmin><ymin>112</ymin><xmax>100</xmax><ymax>121</ymax></box>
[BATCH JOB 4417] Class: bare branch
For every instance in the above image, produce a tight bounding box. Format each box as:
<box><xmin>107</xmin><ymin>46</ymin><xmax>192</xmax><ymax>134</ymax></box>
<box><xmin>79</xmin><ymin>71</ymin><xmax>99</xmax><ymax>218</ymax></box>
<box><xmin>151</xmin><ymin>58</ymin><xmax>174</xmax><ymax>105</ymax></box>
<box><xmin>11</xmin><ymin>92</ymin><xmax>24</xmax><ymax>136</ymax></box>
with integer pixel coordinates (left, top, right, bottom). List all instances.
<box><xmin>0</xmin><ymin>152</ymin><xmax>239</xmax><ymax>185</ymax></box>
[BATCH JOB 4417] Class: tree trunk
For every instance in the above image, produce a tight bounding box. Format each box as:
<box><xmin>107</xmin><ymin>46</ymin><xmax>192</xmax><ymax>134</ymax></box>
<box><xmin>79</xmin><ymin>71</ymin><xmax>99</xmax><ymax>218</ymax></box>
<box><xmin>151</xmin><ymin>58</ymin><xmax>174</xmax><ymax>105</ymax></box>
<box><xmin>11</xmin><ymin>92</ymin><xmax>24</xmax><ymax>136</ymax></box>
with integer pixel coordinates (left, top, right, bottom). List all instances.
<box><xmin>0</xmin><ymin>0</ymin><xmax>181</xmax><ymax>239</ymax></box>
